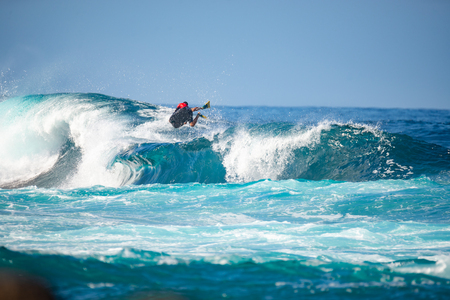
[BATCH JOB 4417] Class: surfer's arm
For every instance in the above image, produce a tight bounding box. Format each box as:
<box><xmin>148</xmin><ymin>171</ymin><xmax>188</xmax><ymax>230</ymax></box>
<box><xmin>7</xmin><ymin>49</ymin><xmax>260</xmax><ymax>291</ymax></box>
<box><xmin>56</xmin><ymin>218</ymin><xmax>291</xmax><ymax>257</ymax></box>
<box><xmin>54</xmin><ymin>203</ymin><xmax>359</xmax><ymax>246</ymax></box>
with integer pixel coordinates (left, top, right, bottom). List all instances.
<box><xmin>191</xmin><ymin>107</ymin><xmax>201</xmax><ymax>112</ymax></box>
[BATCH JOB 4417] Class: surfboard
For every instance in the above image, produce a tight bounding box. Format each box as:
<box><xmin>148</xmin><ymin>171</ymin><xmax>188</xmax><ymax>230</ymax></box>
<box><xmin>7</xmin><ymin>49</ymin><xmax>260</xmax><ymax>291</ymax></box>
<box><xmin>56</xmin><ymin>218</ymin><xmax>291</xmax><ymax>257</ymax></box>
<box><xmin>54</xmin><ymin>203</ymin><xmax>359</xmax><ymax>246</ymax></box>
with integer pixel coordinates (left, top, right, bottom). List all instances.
<box><xmin>202</xmin><ymin>101</ymin><xmax>210</xmax><ymax>110</ymax></box>
<box><xmin>199</xmin><ymin>101</ymin><xmax>210</xmax><ymax>119</ymax></box>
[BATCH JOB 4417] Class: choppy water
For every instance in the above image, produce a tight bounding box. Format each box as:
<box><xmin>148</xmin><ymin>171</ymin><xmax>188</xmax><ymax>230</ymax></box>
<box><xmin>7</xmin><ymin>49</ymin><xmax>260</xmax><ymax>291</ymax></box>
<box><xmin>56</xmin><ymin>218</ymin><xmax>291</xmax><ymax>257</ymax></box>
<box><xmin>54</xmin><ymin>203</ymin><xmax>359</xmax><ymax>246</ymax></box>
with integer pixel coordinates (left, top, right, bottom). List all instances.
<box><xmin>1</xmin><ymin>93</ymin><xmax>450</xmax><ymax>299</ymax></box>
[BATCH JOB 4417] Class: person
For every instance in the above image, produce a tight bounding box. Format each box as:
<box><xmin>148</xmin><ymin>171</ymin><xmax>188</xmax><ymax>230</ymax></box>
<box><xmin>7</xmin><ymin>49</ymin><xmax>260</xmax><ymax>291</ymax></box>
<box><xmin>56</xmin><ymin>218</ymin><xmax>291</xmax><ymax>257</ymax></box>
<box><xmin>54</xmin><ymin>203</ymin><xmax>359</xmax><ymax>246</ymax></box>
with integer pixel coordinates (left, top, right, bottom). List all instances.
<box><xmin>169</xmin><ymin>101</ymin><xmax>202</xmax><ymax>128</ymax></box>
<box><xmin>0</xmin><ymin>270</ymin><xmax>55</xmax><ymax>300</ymax></box>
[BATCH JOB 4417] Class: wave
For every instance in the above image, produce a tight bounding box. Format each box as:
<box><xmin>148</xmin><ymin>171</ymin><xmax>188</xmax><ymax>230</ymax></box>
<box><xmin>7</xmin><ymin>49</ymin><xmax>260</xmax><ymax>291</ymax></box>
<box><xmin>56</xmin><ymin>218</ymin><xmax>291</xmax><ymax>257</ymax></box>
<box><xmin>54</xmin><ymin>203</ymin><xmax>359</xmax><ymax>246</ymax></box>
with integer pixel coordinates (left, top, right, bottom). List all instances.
<box><xmin>2</xmin><ymin>246</ymin><xmax>450</xmax><ymax>299</ymax></box>
<box><xmin>0</xmin><ymin>93</ymin><xmax>158</xmax><ymax>188</ymax></box>
<box><xmin>117</xmin><ymin>122</ymin><xmax>450</xmax><ymax>185</ymax></box>
<box><xmin>0</xmin><ymin>93</ymin><xmax>449</xmax><ymax>188</ymax></box>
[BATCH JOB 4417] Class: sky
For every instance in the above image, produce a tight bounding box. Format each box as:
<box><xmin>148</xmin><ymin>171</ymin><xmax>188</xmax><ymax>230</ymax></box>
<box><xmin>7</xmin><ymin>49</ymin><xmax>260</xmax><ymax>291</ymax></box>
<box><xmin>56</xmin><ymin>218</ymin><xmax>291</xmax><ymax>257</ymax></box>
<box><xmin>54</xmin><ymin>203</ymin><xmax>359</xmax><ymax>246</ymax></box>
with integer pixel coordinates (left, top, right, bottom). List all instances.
<box><xmin>1</xmin><ymin>0</ymin><xmax>449</xmax><ymax>109</ymax></box>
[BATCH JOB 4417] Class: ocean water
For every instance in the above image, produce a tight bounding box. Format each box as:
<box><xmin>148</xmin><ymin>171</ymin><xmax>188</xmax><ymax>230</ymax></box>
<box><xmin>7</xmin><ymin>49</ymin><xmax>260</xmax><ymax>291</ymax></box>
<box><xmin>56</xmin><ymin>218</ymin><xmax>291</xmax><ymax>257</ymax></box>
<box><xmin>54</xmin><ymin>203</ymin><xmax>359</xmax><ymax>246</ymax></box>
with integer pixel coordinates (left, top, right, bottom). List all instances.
<box><xmin>1</xmin><ymin>93</ymin><xmax>450</xmax><ymax>299</ymax></box>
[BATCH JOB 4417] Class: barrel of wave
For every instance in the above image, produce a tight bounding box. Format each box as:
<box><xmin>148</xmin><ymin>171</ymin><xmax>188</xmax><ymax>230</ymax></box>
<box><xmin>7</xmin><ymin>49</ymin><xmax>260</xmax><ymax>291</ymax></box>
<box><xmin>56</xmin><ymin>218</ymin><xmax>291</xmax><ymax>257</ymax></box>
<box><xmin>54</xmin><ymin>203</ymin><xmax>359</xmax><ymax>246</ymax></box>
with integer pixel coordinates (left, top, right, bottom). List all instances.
<box><xmin>0</xmin><ymin>94</ymin><xmax>157</xmax><ymax>188</ymax></box>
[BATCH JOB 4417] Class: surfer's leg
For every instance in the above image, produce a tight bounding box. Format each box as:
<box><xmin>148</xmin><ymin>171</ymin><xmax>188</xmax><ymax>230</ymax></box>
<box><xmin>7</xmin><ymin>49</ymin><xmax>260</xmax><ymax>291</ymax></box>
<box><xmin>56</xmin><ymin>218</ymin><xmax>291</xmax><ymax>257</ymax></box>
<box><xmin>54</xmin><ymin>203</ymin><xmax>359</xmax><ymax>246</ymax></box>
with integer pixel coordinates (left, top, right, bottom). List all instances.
<box><xmin>190</xmin><ymin>113</ymin><xmax>201</xmax><ymax>127</ymax></box>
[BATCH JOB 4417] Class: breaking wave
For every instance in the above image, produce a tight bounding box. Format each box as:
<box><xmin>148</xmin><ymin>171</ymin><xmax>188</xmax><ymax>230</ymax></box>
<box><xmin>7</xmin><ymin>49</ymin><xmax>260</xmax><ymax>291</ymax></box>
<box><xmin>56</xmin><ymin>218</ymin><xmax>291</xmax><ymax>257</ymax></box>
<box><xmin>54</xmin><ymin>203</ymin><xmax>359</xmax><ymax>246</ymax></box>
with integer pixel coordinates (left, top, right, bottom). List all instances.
<box><xmin>1</xmin><ymin>93</ymin><xmax>449</xmax><ymax>188</ymax></box>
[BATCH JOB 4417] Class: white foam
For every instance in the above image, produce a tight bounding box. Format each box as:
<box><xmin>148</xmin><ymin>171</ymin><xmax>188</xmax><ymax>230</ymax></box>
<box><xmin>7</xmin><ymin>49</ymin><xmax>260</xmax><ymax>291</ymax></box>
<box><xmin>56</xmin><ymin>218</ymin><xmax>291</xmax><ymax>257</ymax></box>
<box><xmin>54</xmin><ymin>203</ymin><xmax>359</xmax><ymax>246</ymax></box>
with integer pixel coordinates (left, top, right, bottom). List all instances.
<box><xmin>0</xmin><ymin>95</ymin><xmax>73</xmax><ymax>185</ymax></box>
<box><xmin>0</xmin><ymin>94</ymin><xmax>144</xmax><ymax>188</ymax></box>
<box><xmin>213</xmin><ymin>122</ymin><xmax>330</xmax><ymax>183</ymax></box>
<box><xmin>391</xmin><ymin>255</ymin><xmax>450</xmax><ymax>279</ymax></box>
<box><xmin>320</xmin><ymin>227</ymin><xmax>381</xmax><ymax>242</ymax></box>
<box><xmin>202</xmin><ymin>213</ymin><xmax>259</xmax><ymax>225</ymax></box>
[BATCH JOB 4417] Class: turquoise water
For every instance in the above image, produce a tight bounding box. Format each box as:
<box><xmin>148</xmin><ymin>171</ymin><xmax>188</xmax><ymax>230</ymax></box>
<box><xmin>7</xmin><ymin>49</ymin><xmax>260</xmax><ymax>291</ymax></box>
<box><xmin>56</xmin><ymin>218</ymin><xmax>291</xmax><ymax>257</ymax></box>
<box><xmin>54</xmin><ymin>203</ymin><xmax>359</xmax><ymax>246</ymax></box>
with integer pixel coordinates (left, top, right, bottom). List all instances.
<box><xmin>1</xmin><ymin>93</ymin><xmax>450</xmax><ymax>299</ymax></box>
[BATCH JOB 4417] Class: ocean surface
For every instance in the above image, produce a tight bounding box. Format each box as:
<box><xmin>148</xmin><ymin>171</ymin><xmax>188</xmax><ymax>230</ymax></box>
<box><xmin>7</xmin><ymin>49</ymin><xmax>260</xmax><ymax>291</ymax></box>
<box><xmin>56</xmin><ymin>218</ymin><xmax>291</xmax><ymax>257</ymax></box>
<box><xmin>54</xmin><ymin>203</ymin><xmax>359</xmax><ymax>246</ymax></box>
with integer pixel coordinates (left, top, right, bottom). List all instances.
<box><xmin>1</xmin><ymin>93</ymin><xmax>450</xmax><ymax>299</ymax></box>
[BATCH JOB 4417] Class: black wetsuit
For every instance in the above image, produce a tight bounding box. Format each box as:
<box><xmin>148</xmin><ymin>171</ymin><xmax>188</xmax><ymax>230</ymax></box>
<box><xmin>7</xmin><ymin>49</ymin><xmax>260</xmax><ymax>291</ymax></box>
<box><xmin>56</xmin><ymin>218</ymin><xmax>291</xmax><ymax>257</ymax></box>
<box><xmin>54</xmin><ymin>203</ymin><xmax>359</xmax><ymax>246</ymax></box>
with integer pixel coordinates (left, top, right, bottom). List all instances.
<box><xmin>169</xmin><ymin>106</ymin><xmax>193</xmax><ymax>128</ymax></box>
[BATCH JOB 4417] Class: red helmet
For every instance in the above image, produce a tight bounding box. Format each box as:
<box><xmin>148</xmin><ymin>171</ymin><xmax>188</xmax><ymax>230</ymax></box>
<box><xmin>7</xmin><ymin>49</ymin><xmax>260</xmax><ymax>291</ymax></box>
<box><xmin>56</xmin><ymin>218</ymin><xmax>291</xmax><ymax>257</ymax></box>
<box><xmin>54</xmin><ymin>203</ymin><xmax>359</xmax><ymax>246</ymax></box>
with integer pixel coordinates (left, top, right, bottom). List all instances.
<box><xmin>176</xmin><ymin>102</ymin><xmax>188</xmax><ymax>109</ymax></box>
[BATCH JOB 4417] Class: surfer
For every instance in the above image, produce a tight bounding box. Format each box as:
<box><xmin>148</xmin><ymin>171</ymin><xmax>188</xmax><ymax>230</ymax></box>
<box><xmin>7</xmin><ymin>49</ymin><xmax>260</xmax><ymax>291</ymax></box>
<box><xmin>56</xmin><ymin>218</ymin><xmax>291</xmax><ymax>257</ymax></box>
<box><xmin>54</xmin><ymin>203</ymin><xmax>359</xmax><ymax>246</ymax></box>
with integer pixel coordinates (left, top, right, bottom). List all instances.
<box><xmin>169</xmin><ymin>101</ymin><xmax>203</xmax><ymax>128</ymax></box>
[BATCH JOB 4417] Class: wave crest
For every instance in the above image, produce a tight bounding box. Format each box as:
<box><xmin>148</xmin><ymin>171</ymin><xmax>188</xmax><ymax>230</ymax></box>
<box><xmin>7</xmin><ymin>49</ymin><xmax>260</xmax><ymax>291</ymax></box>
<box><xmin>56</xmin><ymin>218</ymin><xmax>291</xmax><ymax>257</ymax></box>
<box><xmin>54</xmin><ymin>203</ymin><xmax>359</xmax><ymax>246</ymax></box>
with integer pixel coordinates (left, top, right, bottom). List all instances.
<box><xmin>1</xmin><ymin>93</ymin><xmax>449</xmax><ymax>188</ymax></box>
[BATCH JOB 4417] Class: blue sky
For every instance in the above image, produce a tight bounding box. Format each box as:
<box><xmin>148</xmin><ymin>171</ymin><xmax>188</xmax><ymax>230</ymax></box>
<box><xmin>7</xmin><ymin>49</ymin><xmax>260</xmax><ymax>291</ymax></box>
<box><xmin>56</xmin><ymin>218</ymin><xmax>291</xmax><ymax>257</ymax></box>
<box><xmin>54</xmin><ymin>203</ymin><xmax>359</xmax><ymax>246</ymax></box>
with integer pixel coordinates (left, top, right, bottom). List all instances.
<box><xmin>1</xmin><ymin>0</ymin><xmax>449</xmax><ymax>109</ymax></box>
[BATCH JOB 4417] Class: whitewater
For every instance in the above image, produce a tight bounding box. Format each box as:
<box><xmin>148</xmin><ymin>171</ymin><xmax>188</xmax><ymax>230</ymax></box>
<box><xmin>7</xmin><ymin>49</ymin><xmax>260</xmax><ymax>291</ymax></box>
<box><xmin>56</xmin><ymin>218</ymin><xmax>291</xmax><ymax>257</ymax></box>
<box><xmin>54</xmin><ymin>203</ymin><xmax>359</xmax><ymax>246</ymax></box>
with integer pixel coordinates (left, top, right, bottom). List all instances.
<box><xmin>1</xmin><ymin>93</ymin><xmax>450</xmax><ymax>299</ymax></box>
